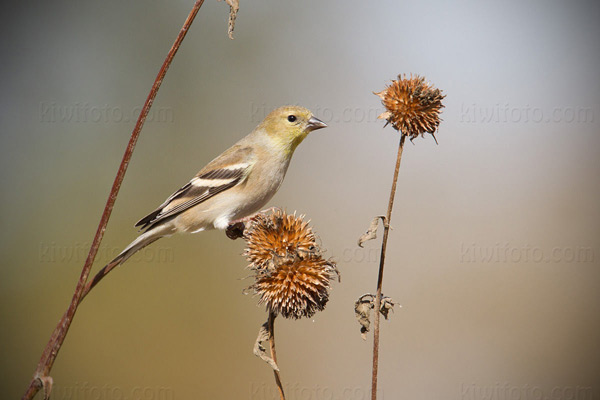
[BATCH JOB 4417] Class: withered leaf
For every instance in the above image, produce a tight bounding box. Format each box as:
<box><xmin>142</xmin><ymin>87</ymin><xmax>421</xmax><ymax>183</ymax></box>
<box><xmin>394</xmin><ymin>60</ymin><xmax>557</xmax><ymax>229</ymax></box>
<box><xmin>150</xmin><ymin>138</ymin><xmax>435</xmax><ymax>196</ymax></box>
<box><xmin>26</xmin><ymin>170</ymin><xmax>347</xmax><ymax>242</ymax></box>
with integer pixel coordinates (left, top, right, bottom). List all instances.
<box><xmin>219</xmin><ymin>0</ymin><xmax>239</xmax><ymax>39</ymax></box>
<box><xmin>354</xmin><ymin>294</ymin><xmax>375</xmax><ymax>340</ymax></box>
<box><xmin>354</xmin><ymin>294</ymin><xmax>399</xmax><ymax>339</ymax></box>
<box><xmin>379</xmin><ymin>296</ymin><xmax>397</xmax><ymax>320</ymax></box>
<box><xmin>357</xmin><ymin>216</ymin><xmax>387</xmax><ymax>248</ymax></box>
<box><xmin>253</xmin><ymin>320</ymin><xmax>279</xmax><ymax>371</ymax></box>
<box><xmin>39</xmin><ymin>375</ymin><xmax>54</xmax><ymax>400</ymax></box>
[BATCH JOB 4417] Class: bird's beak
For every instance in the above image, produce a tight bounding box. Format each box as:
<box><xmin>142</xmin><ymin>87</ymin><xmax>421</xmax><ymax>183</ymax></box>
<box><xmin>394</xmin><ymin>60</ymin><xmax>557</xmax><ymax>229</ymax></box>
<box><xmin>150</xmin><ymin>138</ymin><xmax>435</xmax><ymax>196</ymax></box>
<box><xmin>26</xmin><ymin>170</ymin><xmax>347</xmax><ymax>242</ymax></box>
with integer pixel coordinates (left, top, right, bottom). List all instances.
<box><xmin>307</xmin><ymin>116</ymin><xmax>327</xmax><ymax>131</ymax></box>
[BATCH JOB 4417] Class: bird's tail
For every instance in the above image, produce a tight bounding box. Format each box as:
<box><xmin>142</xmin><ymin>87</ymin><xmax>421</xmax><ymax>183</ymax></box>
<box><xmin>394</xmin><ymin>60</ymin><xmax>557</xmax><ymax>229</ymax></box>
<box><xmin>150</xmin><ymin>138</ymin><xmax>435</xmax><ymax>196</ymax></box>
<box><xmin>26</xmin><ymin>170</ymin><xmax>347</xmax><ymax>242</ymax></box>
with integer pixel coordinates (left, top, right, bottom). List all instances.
<box><xmin>82</xmin><ymin>225</ymin><xmax>174</xmax><ymax>298</ymax></box>
<box><xmin>109</xmin><ymin>225</ymin><xmax>171</xmax><ymax>268</ymax></box>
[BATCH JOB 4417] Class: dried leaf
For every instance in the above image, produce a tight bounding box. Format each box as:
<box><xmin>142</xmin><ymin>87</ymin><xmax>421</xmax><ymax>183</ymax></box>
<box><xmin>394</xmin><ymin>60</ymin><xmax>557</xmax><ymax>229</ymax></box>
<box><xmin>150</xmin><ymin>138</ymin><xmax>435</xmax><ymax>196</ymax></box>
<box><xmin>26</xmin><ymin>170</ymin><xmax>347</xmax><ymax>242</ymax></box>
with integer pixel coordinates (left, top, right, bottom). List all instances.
<box><xmin>253</xmin><ymin>321</ymin><xmax>279</xmax><ymax>371</ymax></box>
<box><xmin>354</xmin><ymin>294</ymin><xmax>374</xmax><ymax>340</ymax></box>
<box><xmin>354</xmin><ymin>294</ymin><xmax>399</xmax><ymax>339</ymax></box>
<box><xmin>379</xmin><ymin>296</ymin><xmax>397</xmax><ymax>320</ymax></box>
<box><xmin>357</xmin><ymin>216</ymin><xmax>386</xmax><ymax>248</ymax></box>
<box><xmin>36</xmin><ymin>374</ymin><xmax>53</xmax><ymax>400</ymax></box>
<box><xmin>219</xmin><ymin>0</ymin><xmax>239</xmax><ymax>39</ymax></box>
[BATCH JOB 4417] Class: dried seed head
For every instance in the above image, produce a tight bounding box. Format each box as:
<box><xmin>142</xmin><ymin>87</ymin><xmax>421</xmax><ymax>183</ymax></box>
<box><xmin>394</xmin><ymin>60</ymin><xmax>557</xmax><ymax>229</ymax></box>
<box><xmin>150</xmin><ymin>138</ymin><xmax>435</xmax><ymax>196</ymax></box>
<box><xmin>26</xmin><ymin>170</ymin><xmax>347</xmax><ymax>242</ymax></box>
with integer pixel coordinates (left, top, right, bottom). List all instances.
<box><xmin>245</xmin><ymin>210</ymin><xmax>318</xmax><ymax>271</ymax></box>
<box><xmin>252</xmin><ymin>257</ymin><xmax>337</xmax><ymax>319</ymax></box>
<box><xmin>244</xmin><ymin>210</ymin><xmax>339</xmax><ymax>319</ymax></box>
<box><xmin>375</xmin><ymin>74</ymin><xmax>445</xmax><ymax>142</ymax></box>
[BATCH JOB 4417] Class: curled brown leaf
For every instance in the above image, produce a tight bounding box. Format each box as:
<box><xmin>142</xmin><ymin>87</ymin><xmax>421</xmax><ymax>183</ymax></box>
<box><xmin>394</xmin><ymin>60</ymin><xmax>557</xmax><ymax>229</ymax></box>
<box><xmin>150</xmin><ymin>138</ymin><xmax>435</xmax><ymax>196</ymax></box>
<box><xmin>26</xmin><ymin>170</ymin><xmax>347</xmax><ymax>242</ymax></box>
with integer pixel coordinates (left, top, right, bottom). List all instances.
<box><xmin>354</xmin><ymin>293</ymin><xmax>398</xmax><ymax>340</ymax></box>
<box><xmin>219</xmin><ymin>0</ymin><xmax>239</xmax><ymax>39</ymax></box>
<box><xmin>354</xmin><ymin>294</ymin><xmax>375</xmax><ymax>341</ymax></box>
<box><xmin>253</xmin><ymin>320</ymin><xmax>279</xmax><ymax>371</ymax></box>
<box><xmin>357</xmin><ymin>216</ymin><xmax>387</xmax><ymax>248</ymax></box>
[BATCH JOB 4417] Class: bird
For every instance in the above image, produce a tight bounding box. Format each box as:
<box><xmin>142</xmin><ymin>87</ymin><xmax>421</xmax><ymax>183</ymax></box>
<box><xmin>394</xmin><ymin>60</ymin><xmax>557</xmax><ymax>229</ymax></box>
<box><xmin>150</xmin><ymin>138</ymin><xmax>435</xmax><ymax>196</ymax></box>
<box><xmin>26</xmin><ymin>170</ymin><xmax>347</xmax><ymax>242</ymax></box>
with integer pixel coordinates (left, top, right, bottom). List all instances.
<box><xmin>107</xmin><ymin>105</ymin><xmax>327</xmax><ymax>270</ymax></box>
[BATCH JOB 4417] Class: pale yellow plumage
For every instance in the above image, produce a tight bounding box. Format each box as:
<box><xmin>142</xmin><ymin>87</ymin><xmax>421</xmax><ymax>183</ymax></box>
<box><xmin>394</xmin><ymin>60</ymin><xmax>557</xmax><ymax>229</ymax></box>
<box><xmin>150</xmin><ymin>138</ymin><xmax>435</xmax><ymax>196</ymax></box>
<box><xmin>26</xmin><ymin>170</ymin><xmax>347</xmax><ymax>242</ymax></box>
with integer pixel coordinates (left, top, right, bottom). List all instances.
<box><xmin>108</xmin><ymin>105</ymin><xmax>326</xmax><ymax>269</ymax></box>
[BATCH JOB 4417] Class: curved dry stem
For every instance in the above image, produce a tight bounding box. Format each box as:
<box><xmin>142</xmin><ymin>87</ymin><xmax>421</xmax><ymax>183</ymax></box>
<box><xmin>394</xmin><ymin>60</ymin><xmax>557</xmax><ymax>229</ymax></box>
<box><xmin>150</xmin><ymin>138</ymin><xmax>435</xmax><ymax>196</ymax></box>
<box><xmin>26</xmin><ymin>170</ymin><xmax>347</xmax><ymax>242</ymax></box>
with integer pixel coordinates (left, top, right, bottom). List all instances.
<box><xmin>371</xmin><ymin>134</ymin><xmax>406</xmax><ymax>400</ymax></box>
<box><xmin>268</xmin><ymin>312</ymin><xmax>286</xmax><ymax>400</ymax></box>
<box><xmin>21</xmin><ymin>2</ymin><xmax>206</xmax><ymax>399</ymax></box>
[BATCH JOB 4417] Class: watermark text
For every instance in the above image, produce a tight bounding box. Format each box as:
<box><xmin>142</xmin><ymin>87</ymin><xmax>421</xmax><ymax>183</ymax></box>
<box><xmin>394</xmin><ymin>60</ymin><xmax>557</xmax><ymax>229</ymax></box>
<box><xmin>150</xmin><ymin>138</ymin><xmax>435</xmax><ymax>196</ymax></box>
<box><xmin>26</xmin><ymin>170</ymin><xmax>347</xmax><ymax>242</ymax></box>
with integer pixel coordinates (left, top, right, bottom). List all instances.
<box><xmin>40</xmin><ymin>102</ymin><xmax>174</xmax><ymax>124</ymax></box>
<box><xmin>460</xmin><ymin>243</ymin><xmax>595</xmax><ymax>264</ymax></box>
<box><xmin>39</xmin><ymin>241</ymin><xmax>174</xmax><ymax>265</ymax></box>
<box><xmin>461</xmin><ymin>383</ymin><xmax>593</xmax><ymax>400</ymax></box>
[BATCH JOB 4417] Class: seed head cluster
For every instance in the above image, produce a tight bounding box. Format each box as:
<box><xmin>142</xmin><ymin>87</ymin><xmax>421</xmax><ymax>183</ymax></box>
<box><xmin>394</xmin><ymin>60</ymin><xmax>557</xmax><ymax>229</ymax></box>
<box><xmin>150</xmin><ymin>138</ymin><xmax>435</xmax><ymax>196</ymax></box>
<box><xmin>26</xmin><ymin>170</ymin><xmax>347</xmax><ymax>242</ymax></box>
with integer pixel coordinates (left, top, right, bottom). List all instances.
<box><xmin>244</xmin><ymin>210</ymin><xmax>338</xmax><ymax>319</ymax></box>
<box><xmin>375</xmin><ymin>74</ymin><xmax>445</xmax><ymax>142</ymax></box>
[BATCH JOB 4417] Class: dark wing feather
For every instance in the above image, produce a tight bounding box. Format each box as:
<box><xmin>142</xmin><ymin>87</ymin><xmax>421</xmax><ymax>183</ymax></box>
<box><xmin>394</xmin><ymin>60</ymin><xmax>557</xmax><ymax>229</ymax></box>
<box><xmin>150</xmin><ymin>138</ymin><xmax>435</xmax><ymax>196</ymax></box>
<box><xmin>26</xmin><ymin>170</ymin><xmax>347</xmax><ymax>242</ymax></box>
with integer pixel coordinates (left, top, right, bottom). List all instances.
<box><xmin>152</xmin><ymin>179</ymin><xmax>240</xmax><ymax>223</ymax></box>
<box><xmin>135</xmin><ymin>182</ymin><xmax>193</xmax><ymax>229</ymax></box>
<box><xmin>135</xmin><ymin>146</ymin><xmax>254</xmax><ymax>231</ymax></box>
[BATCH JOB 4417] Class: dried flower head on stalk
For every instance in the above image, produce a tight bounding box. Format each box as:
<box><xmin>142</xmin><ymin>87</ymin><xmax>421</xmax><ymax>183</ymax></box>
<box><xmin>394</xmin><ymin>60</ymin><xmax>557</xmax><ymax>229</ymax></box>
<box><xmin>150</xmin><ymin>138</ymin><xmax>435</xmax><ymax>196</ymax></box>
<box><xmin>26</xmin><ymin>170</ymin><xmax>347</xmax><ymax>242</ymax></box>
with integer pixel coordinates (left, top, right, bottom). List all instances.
<box><xmin>243</xmin><ymin>210</ymin><xmax>339</xmax><ymax>319</ymax></box>
<box><xmin>375</xmin><ymin>74</ymin><xmax>445</xmax><ymax>142</ymax></box>
<box><xmin>365</xmin><ymin>73</ymin><xmax>445</xmax><ymax>400</ymax></box>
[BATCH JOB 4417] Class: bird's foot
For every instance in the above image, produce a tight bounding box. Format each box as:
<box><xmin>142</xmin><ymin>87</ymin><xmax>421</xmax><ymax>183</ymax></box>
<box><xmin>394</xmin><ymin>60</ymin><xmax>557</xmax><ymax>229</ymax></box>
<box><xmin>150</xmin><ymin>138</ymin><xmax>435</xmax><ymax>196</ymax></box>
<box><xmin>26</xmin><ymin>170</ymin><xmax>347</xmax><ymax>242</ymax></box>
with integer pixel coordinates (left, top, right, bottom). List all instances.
<box><xmin>225</xmin><ymin>221</ymin><xmax>245</xmax><ymax>240</ymax></box>
<box><xmin>226</xmin><ymin>207</ymin><xmax>282</xmax><ymax>240</ymax></box>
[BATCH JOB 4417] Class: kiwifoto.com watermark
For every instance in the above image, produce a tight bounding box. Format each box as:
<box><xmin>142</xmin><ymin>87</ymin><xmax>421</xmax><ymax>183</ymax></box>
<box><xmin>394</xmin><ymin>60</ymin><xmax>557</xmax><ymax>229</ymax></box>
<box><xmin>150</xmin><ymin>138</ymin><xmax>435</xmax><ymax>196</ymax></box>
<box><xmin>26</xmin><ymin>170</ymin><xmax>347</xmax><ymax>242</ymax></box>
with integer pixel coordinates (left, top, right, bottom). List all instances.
<box><xmin>52</xmin><ymin>382</ymin><xmax>173</xmax><ymax>400</ymax></box>
<box><xmin>461</xmin><ymin>383</ymin><xmax>593</xmax><ymax>400</ymax></box>
<box><xmin>250</xmin><ymin>381</ymin><xmax>383</xmax><ymax>400</ymax></box>
<box><xmin>330</xmin><ymin>247</ymin><xmax>380</xmax><ymax>264</ymax></box>
<box><xmin>39</xmin><ymin>102</ymin><xmax>174</xmax><ymax>124</ymax></box>
<box><xmin>460</xmin><ymin>243</ymin><xmax>595</xmax><ymax>264</ymax></box>
<box><xmin>39</xmin><ymin>242</ymin><xmax>174</xmax><ymax>264</ymax></box>
<box><xmin>249</xmin><ymin>102</ymin><xmax>387</xmax><ymax>125</ymax></box>
<box><xmin>459</xmin><ymin>103</ymin><xmax>595</xmax><ymax>124</ymax></box>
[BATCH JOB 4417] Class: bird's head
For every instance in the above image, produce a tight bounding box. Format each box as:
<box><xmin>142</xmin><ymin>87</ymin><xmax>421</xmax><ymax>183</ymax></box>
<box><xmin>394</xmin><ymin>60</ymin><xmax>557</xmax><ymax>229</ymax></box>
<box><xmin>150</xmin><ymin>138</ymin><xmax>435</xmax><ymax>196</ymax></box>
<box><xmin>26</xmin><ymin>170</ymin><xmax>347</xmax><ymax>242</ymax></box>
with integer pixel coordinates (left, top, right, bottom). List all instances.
<box><xmin>258</xmin><ymin>106</ymin><xmax>327</xmax><ymax>154</ymax></box>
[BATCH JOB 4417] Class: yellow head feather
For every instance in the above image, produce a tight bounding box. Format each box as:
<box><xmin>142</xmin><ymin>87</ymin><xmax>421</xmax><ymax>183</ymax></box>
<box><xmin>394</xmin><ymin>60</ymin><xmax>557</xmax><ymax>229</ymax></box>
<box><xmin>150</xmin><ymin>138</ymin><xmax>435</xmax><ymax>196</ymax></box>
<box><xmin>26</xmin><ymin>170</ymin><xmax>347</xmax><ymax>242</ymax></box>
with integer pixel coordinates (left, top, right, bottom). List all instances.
<box><xmin>258</xmin><ymin>106</ymin><xmax>327</xmax><ymax>155</ymax></box>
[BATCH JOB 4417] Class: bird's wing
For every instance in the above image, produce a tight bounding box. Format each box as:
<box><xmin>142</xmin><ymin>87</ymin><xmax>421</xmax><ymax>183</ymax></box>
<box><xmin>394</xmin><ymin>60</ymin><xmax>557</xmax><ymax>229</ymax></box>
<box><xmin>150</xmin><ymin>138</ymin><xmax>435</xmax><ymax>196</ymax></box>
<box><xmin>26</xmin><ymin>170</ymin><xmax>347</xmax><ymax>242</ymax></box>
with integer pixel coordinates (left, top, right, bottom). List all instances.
<box><xmin>135</xmin><ymin>145</ymin><xmax>255</xmax><ymax>230</ymax></box>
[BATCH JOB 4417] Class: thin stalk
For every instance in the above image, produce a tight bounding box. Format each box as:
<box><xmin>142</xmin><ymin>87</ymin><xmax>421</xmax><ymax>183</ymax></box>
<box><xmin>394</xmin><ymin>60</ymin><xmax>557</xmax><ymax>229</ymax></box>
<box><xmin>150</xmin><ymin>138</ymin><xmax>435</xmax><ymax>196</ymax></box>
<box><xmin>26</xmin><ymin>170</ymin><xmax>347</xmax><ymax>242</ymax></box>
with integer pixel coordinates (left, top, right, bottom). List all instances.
<box><xmin>268</xmin><ymin>312</ymin><xmax>286</xmax><ymax>400</ymax></box>
<box><xmin>21</xmin><ymin>2</ymin><xmax>205</xmax><ymax>399</ymax></box>
<box><xmin>371</xmin><ymin>134</ymin><xmax>406</xmax><ymax>400</ymax></box>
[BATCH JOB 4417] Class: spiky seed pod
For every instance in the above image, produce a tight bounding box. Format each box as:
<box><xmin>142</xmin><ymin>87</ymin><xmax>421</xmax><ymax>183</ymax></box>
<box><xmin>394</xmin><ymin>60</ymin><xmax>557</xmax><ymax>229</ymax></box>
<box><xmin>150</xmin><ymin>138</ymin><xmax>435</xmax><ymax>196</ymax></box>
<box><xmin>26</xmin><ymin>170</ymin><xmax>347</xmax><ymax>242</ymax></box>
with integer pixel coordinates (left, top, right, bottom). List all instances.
<box><xmin>244</xmin><ymin>210</ymin><xmax>339</xmax><ymax>319</ymax></box>
<box><xmin>375</xmin><ymin>74</ymin><xmax>445</xmax><ymax>142</ymax></box>
<box><xmin>245</xmin><ymin>210</ymin><xmax>318</xmax><ymax>272</ymax></box>
<box><xmin>252</xmin><ymin>257</ymin><xmax>337</xmax><ymax>319</ymax></box>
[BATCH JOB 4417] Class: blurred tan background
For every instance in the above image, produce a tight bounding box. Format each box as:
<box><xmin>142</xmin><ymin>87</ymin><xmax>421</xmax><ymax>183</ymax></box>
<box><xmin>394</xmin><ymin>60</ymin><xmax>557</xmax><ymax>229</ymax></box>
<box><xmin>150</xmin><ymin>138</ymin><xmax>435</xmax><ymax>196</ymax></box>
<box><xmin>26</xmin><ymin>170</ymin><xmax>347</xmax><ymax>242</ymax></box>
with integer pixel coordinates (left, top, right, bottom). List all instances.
<box><xmin>2</xmin><ymin>0</ymin><xmax>599</xmax><ymax>399</ymax></box>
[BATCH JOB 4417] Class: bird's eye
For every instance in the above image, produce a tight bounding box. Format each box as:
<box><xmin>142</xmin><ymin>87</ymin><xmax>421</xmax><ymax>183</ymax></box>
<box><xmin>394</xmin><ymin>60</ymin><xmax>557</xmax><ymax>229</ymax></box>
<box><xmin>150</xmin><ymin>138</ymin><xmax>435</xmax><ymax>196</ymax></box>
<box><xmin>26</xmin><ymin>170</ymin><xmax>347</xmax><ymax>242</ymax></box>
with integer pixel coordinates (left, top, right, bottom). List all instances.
<box><xmin>287</xmin><ymin>115</ymin><xmax>297</xmax><ymax>122</ymax></box>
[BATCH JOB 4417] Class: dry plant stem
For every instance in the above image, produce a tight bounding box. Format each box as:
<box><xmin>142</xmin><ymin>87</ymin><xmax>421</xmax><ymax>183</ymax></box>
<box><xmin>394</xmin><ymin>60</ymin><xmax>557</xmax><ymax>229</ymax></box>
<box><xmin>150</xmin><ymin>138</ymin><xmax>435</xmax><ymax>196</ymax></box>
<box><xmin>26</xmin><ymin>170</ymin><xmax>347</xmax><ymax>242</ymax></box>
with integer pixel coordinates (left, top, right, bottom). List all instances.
<box><xmin>371</xmin><ymin>134</ymin><xmax>406</xmax><ymax>400</ymax></box>
<box><xmin>268</xmin><ymin>312</ymin><xmax>286</xmax><ymax>400</ymax></box>
<box><xmin>21</xmin><ymin>2</ymin><xmax>205</xmax><ymax>399</ymax></box>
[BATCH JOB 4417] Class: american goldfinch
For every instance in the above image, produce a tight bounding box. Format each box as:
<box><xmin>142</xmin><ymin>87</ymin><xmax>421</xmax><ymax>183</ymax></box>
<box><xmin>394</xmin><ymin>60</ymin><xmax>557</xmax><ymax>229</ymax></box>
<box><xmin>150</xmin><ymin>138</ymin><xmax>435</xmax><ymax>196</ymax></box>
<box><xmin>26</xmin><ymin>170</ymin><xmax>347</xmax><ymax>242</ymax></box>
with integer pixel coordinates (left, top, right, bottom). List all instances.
<box><xmin>108</xmin><ymin>105</ymin><xmax>326</xmax><ymax>269</ymax></box>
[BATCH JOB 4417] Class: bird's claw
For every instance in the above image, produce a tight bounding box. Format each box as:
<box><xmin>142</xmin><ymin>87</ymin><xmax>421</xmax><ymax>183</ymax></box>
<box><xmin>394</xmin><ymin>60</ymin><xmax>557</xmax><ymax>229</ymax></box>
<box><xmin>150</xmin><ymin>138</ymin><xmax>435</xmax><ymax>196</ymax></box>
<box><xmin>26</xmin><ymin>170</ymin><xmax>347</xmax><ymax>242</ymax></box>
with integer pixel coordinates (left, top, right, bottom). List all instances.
<box><xmin>226</xmin><ymin>207</ymin><xmax>282</xmax><ymax>240</ymax></box>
